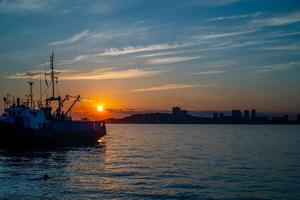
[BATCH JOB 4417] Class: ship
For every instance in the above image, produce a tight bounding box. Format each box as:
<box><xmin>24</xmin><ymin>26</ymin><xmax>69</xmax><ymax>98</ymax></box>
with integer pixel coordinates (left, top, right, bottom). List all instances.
<box><xmin>0</xmin><ymin>52</ymin><xmax>106</xmax><ymax>150</ymax></box>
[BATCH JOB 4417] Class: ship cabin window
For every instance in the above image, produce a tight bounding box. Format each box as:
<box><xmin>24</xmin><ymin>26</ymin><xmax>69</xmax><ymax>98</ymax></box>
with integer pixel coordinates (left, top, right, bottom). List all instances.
<box><xmin>34</xmin><ymin>112</ymin><xmax>37</xmax><ymax>117</ymax></box>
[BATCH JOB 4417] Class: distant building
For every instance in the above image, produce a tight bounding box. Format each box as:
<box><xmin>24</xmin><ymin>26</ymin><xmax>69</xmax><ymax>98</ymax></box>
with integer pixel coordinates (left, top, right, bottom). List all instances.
<box><xmin>256</xmin><ymin>116</ymin><xmax>269</xmax><ymax>122</ymax></box>
<box><xmin>219</xmin><ymin>113</ymin><xmax>224</xmax><ymax>119</ymax></box>
<box><xmin>172</xmin><ymin>107</ymin><xmax>188</xmax><ymax>122</ymax></box>
<box><xmin>251</xmin><ymin>109</ymin><xmax>256</xmax><ymax>120</ymax></box>
<box><xmin>298</xmin><ymin>114</ymin><xmax>300</xmax><ymax>121</ymax></box>
<box><xmin>272</xmin><ymin>115</ymin><xmax>288</xmax><ymax>122</ymax></box>
<box><xmin>172</xmin><ymin>107</ymin><xmax>187</xmax><ymax>115</ymax></box>
<box><xmin>244</xmin><ymin>110</ymin><xmax>250</xmax><ymax>120</ymax></box>
<box><xmin>232</xmin><ymin>110</ymin><xmax>242</xmax><ymax>120</ymax></box>
<box><xmin>213</xmin><ymin>113</ymin><xmax>218</xmax><ymax>120</ymax></box>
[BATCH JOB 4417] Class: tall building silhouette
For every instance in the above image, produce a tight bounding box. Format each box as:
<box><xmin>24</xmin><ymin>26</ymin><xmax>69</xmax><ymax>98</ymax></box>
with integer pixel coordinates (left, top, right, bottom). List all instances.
<box><xmin>244</xmin><ymin>110</ymin><xmax>250</xmax><ymax>120</ymax></box>
<box><xmin>172</xmin><ymin>107</ymin><xmax>188</xmax><ymax>122</ymax></box>
<box><xmin>251</xmin><ymin>109</ymin><xmax>256</xmax><ymax>120</ymax></box>
<box><xmin>219</xmin><ymin>113</ymin><xmax>224</xmax><ymax>120</ymax></box>
<box><xmin>213</xmin><ymin>113</ymin><xmax>218</xmax><ymax>120</ymax></box>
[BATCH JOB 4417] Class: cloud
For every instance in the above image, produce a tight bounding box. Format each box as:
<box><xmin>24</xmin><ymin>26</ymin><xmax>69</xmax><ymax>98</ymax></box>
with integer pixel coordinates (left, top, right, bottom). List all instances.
<box><xmin>207</xmin><ymin>12</ymin><xmax>262</xmax><ymax>22</ymax></box>
<box><xmin>269</xmin><ymin>31</ymin><xmax>300</xmax><ymax>38</ymax></box>
<box><xmin>0</xmin><ymin>0</ymin><xmax>51</xmax><ymax>12</ymax></box>
<box><xmin>261</xmin><ymin>44</ymin><xmax>300</xmax><ymax>51</ymax></box>
<box><xmin>192</xmin><ymin>70</ymin><xmax>225</xmax><ymax>75</ymax></box>
<box><xmin>59</xmin><ymin>43</ymin><xmax>192</xmax><ymax>65</ymax></box>
<box><xmin>200</xmin><ymin>30</ymin><xmax>257</xmax><ymax>40</ymax></box>
<box><xmin>137</xmin><ymin>51</ymin><xmax>181</xmax><ymax>58</ymax></box>
<box><xmin>256</xmin><ymin>61</ymin><xmax>300</xmax><ymax>73</ymax></box>
<box><xmin>6</xmin><ymin>70</ymin><xmax>42</xmax><ymax>79</ymax></box>
<box><xmin>101</xmin><ymin>44</ymin><xmax>185</xmax><ymax>56</ymax></box>
<box><xmin>6</xmin><ymin>68</ymin><xmax>165</xmax><ymax>80</ymax></box>
<box><xmin>49</xmin><ymin>29</ymin><xmax>135</xmax><ymax>46</ymax></box>
<box><xmin>191</xmin><ymin>0</ymin><xmax>240</xmax><ymax>6</ymax></box>
<box><xmin>49</xmin><ymin>30</ymin><xmax>90</xmax><ymax>45</ymax></box>
<box><xmin>148</xmin><ymin>56</ymin><xmax>201</xmax><ymax>64</ymax></box>
<box><xmin>132</xmin><ymin>83</ymin><xmax>215</xmax><ymax>92</ymax></box>
<box><xmin>252</xmin><ymin>11</ymin><xmax>300</xmax><ymax>27</ymax></box>
<box><xmin>61</xmin><ymin>68</ymin><xmax>164</xmax><ymax>80</ymax></box>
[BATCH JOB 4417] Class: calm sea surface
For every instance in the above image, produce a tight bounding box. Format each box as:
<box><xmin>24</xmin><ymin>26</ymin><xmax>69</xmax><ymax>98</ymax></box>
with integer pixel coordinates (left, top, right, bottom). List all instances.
<box><xmin>0</xmin><ymin>125</ymin><xmax>300</xmax><ymax>199</ymax></box>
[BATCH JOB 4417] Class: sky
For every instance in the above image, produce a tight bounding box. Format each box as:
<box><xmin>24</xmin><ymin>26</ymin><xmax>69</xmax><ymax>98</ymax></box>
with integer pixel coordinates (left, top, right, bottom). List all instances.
<box><xmin>0</xmin><ymin>0</ymin><xmax>300</xmax><ymax>119</ymax></box>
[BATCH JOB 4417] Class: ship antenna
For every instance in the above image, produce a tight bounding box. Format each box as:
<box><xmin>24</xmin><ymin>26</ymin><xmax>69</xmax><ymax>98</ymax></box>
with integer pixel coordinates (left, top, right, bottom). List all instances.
<box><xmin>50</xmin><ymin>51</ymin><xmax>55</xmax><ymax>98</ymax></box>
<box><xmin>39</xmin><ymin>70</ymin><xmax>42</xmax><ymax>107</ymax></box>
<box><xmin>28</xmin><ymin>81</ymin><xmax>34</xmax><ymax>108</ymax></box>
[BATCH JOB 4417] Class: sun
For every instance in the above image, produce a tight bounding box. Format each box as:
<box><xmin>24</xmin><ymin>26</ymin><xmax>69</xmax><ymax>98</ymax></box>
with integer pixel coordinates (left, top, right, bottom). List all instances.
<box><xmin>97</xmin><ymin>105</ymin><xmax>104</xmax><ymax>112</ymax></box>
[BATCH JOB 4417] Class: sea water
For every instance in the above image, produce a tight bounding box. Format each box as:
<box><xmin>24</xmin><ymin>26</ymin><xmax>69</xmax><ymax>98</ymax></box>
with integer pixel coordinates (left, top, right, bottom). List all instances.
<box><xmin>0</xmin><ymin>124</ymin><xmax>299</xmax><ymax>199</ymax></box>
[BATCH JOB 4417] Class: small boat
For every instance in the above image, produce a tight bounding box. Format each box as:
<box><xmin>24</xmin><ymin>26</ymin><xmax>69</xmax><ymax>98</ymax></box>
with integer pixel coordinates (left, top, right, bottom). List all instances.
<box><xmin>0</xmin><ymin>52</ymin><xmax>106</xmax><ymax>150</ymax></box>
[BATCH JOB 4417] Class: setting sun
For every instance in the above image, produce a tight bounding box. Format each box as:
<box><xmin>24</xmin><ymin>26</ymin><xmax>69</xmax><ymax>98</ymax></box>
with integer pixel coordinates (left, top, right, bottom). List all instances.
<box><xmin>97</xmin><ymin>105</ymin><xmax>104</xmax><ymax>112</ymax></box>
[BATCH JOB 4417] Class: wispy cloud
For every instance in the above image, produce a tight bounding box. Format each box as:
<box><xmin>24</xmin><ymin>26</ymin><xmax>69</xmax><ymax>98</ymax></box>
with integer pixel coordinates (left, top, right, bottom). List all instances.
<box><xmin>269</xmin><ymin>31</ymin><xmax>300</xmax><ymax>38</ymax></box>
<box><xmin>207</xmin><ymin>12</ymin><xmax>262</xmax><ymax>22</ymax></box>
<box><xmin>261</xmin><ymin>44</ymin><xmax>300</xmax><ymax>51</ymax></box>
<box><xmin>132</xmin><ymin>83</ymin><xmax>215</xmax><ymax>92</ymax></box>
<box><xmin>6</xmin><ymin>68</ymin><xmax>165</xmax><ymax>80</ymax></box>
<box><xmin>101</xmin><ymin>43</ymin><xmax>186</xmax><ymax>56</ymax></box>
<box><xmin>200</xmin><ymin>30</ymin><xmax>257</xmax><ymax>40</ymax></box>
<box><xmin>60</xmin><ymin>43</ymin><xmax>192</xmax><ymax>65</ymax></box>
<box><xmin>148</xmin><ymin>56</ymin><xmax>201</xmax><ymax>64</ymax></box>
<box><xmin>137</xmin><ymin>51</ymin><xmax>181</xmax><ymax>58</ymax></box>
<box><xmin>49</xmin><ymin>30</ymin><xmax>90</xmax><ymax>45</ymax></box>
<box><xmin>192</xmin><ymin>70</ymin><xmax>225</xmax><ymax>75</ymax></box>
<box><xmin>0</xmin><ymin>0</ymin><xmax>50</xmax><ymax>12</ymax></box>
<box><xmin>49</xmin><ymin>28</ymin><xmax>135</xmax><ymax>46</ymax></box>
<box><xmin>252</xmin><ymin>11</ymin><xmax>300</xmax><ymax>27</ymax></box>
<box><xmin>63</xmin><ymin>68</ymin><xmax>164</xmax><ymax>80</ymax></box>
<box><xmin>6</xmin><ymin>70</ymin><xmax>42</xmax><ymax>79</ymax></box>
<box><xmin>256</xmin><ymin>61</ymin><xmax>300</xmax><ymax>73</ymax></box>
<box><xmin>191</xmin><ymin>0</ymin><xmax>240</xmax><ymax>6</ymax></box>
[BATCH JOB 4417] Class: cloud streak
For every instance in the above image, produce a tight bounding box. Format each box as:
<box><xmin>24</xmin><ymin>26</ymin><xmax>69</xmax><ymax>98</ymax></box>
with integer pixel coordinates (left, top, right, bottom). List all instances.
<box><xmin>49</xmin><ymin>30</ymin><xmax>90</xmax><ymax>45</ymax></box>
<box><xmin>132</xmin><ymin>83</ymin><xmax>215</xmax><ymax>92</ymax></box>
<box><xmin>101</xmin><ymin>43</ymin><xmax>186</xmax><ymax>56</ymax></box>
<box><xmin>207</xmin><ymin>12</ymin><xmax>262</xmax><ymax>22</ymax></box>
<box><xmin>192</xmin><ymin>70</ymin><xmax>225</xmax><ymax>75</ymax></box>
<box><xmin>191</xmin><ymin>0</ymin><xmax>240</xmax><ymax>6</ymax></box>
<box><xmin>148</xmin><ymin>56</ymin><xmax>201</xmax><ymax>64</ymax></box>
<box><xmin>59</xmin><ymin>43</ymin><xmax>193</xmax><ymax>65</ymax></box>
<box><xmin>252</xmin><ymin>11</ymin><xmax>300</xmax><ymax>27</ymax></box>
<box><xmin>0</xmin><ymin>0</ymin><xmax>50</xmax><ymax>12</ymax></box>
<box><xmin>256</xmin><ymin>61</ymin><xmax>300</xmax><ymax>73</ymax></box>
<box><xmin>6</xmin><ymin>68</ymin><xmax>165</xmax><ymax>80</ymax></box>
<box><xmin>200</xmin><ymin>30</ymin><xmax>257</xmax><ymax>40</ymax></box>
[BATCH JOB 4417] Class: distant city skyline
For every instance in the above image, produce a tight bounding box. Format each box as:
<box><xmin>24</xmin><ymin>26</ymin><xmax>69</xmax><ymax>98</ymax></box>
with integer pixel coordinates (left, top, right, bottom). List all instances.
<box><xmin>1</xmin><ymin>0</ymin><xmax>300</xmax><ymax>119</ymax></box>
<box><xmin>106</xmin><ymin>106</ymin><xmax>300</xmax><ymax>124</ymax></box>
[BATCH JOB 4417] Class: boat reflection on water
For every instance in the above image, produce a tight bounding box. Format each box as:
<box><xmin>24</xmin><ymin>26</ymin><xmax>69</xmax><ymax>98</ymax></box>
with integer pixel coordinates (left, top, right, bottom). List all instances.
<box><xmin>0</xmin><ymin>144</ymin><xmax>107</xmax><ymax>198</ymax></box>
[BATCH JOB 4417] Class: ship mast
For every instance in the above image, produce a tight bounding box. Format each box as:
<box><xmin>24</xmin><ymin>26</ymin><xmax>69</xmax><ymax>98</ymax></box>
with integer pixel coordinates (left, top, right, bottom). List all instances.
<box><xmin>45</xmin><ymin>51</ymin><xmax>80</xmax><ymax>119</ymax></box>
<box><xmin>28</xmin><ymin>81</ymin><xmax>34</xmax><ymax>108</ymax></box>
<box><xmin>50</xmin><ymin>51</ymin><xmax>55</xmax><ymax>98</ymax></box>
<box><xmin>45</xmin><ymin>51</ymin><xmax>62</xmax><ymax>117</ymax></box>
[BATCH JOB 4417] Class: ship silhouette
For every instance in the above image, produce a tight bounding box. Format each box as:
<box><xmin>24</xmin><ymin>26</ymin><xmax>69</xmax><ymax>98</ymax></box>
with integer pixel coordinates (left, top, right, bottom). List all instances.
<box><xmin>0</xmin><ymin>52</ymin><xmax>106</xmax><ymax>150</ymax></box>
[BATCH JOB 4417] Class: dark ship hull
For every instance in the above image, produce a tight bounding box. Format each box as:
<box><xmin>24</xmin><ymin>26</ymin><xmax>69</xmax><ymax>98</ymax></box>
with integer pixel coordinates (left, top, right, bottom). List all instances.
<box><xmin>0</xmin><ymin>121</ymin><xmax>106</xmax><ymax>150</ymax></box>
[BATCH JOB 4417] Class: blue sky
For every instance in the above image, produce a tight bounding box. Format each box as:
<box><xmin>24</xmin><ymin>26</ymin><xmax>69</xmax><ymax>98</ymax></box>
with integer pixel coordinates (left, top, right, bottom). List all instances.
<box><xmin>0</xmin><ymin>0</ymin><xmax>300</xmax><ymax>116</ymax></box>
